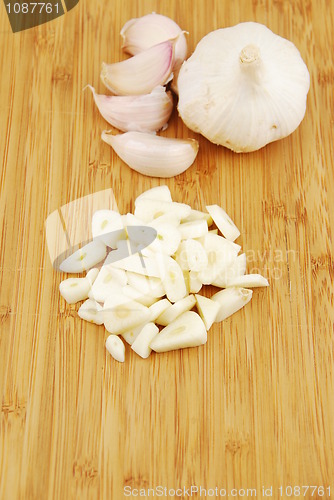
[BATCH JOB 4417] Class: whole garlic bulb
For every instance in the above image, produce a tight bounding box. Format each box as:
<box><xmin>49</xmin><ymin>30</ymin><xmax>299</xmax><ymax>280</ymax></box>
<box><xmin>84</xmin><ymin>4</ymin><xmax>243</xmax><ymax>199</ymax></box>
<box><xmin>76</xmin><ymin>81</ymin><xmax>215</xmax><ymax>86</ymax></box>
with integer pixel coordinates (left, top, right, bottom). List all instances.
<box><xmin>177</xmin><ymin>22</ymin><xmax>310</xmax><ymax>152</ymax></box>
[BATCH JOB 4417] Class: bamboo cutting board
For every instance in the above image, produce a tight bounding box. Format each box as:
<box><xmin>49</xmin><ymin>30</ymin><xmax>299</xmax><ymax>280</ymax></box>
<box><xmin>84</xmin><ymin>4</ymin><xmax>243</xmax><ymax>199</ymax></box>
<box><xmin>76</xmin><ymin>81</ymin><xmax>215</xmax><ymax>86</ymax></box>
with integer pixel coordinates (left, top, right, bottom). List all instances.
<box><xmin>1</xmin><ymin>1</ymin><xmax>334</xmax><ymax>499</ymax></box>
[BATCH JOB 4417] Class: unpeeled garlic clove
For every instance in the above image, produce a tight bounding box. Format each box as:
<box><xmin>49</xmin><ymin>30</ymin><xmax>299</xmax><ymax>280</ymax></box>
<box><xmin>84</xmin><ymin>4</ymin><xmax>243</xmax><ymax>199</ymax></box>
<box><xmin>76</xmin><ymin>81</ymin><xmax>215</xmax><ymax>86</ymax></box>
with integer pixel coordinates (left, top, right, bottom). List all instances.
<box><xmin>100</xmin><ymin>40</ymin><xmax>174</xmax><ymax>96</ymax></box>
<box><xmin>86</xmin><ymin>85</ymin><xmax>174</xmax><ymax>133</ymax></box>
<box><xmin>101</xmin><ymin>130</ymin><xmax>199</xmax><ymax>178</ymax></box>
<box><xmin>121</xmin><ymin>13</ymin><xmax>187</xmax><ymax>71</ymax></box>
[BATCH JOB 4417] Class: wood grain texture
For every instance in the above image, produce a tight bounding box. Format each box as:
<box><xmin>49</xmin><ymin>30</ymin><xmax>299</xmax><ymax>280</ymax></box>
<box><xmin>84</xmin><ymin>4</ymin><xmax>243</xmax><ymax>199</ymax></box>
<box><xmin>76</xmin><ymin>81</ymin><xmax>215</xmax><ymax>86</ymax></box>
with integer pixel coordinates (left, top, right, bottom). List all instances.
<box><xmin>1</xmin><ymin>0</ymin><xmax>334</xmax><ymax>498</ymax></box>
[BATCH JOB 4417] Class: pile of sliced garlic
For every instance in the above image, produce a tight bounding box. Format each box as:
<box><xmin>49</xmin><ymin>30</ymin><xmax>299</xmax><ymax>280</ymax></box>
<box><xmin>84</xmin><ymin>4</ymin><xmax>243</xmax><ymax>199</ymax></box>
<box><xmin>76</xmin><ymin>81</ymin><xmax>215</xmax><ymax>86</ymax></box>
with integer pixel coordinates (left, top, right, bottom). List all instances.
<box><xmin>58</xmin><ymin>186</ymin><xmax>269</xmax><ymax>363</ymax></box>
<box><xmin>87</xmin><ymin>13</ymin><xmax>198</xmax><ymax>178</ymax></box>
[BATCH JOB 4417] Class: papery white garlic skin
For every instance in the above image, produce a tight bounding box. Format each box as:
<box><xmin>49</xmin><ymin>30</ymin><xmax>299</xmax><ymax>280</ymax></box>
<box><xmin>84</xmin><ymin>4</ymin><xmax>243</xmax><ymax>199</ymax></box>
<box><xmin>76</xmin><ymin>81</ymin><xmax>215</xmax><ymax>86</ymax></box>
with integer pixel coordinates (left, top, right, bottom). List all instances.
<box><xmin>101</xmin><ymin>131</ymin><xmax>199</xmax><ymax>178</ymax></box>
<box><xmin>121</xmin><ymin>13</ymin><xmax>187</xmax><ymax>70</ymax></box>
<box><xmin>101</xmin><ymin>40</ymin><xmax>174</xmax><ymax>96</ymax></box>
<box><xmin>177</xmin><ymin>22</ymin><xmax>310</xmax><ymax>152</ymax></box>
<box><xmin>87</xmin><ymin>85</ymin><xmax>174</xmax><ymax>133</ymax></box>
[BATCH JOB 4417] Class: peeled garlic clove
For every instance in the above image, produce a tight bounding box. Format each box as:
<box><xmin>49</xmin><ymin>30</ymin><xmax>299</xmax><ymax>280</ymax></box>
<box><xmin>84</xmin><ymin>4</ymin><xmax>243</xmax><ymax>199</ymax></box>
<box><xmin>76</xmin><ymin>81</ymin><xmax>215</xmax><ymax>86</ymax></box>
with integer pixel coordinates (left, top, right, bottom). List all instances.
<box><xmin>178</xmin><ymin>22</ymin><xmax>310</xmax><ymax>152</ymax></box>
<box><xmin>106</xmin><ymin>335</ymin><xmax>125</xmax><ymax>362</ymax></box>
<box><xmin>101</xmin><ymin>40</ymin><xmax>174</xmax><ymax>96</ymax></box>
<box><xmin>121</xmin><ymin>13</ymin><xmax>187</xmax><ymax>70</ymax></box>
<box><xmin>87</xmin><ymin>85</ymin><xmax>174</xmax><ymax>133</ymax></box>
<box><xmin>102</xmin><ymin>130</ymin><xmax>199</xmax><ymax>178</ymax></box>
<box><xmin>211</xmin><ymin>287</ymin><xmax>253</xmax><ymax>322</ymax></box>
<box><xmin>59</xmin><ymin>239</ymin><xmax>107</xmax><ymax>273</ymax></box>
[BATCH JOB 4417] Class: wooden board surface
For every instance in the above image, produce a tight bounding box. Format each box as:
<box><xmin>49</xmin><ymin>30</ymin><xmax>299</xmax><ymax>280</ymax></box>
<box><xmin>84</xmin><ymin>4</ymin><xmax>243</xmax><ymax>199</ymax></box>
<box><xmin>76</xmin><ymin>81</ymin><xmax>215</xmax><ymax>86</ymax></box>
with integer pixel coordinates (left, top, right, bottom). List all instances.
<box><xmin>1</xmin><ymin>0</ymin><xmax>334</xmax><ymax>498</ymax></box>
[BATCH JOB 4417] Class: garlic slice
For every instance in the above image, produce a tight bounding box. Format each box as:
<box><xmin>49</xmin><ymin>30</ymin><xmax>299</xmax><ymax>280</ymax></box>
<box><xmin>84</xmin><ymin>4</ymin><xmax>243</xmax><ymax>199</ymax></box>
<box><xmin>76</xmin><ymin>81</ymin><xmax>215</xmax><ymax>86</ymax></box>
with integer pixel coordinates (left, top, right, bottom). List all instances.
<box><xmin>196</xmin><ymin>233</ymin><xmax>240</xmax><ymax>285</ymax></box>
<box><xmin>104</xmin><ymin>294</ymin><xmax>151</xmax><ymax>335</ymax></box>
<box><xmin>179</xmin><ymin>220</ymin><xmax>208</xmax><ymax>240</ymax></box>
<box><xmin>122</xmin><ymin>322</ymin><xmax>147</xmax><ymax>345</ymax></box>
<box><xmin>131</xmin><ymin>322</ymin><xmax>159</xmax><ymax>359</ymax></box>
<box><xmin>149</xmin><ymin>311</ymin><xmax>207</xmax><ymax>353</ymax></box>
<box><xmin>211</xmin><ymin>252</ymin><xmax>247</xmax><ymax>288</ymax></box>
<box><xmin>101</xmin><ymin>40</ymin><xmax>174</xmax><ymax>96</ymax></box>
<box><xmin>211</xmin><ymin>287</ymin><xmax>253</xmax><ymax>322</ymax></box>
<box><xmin>156</xmin><ymin>294</ymin><xmax>196</xmax><ymax>326</ymax></box>
<box><xmin>102</xmin><ymin>130</ymin><xmax>199</xmax><ymax>178</ymax></box>
<box><xmin>161</xmin><ymin>255</ymin><xmax>187</xmax><ymax>303</ymax></box>
<box><xmin>121</xmin><ymin>13</ymin><xmax>187</xmax><ymax>71</ymax></box>
<box><xmin>144</xmin><ymin>220</ymin><xmax>181</xmax><ymax>256</ymax></box>
<box><xmin>92</xmin><ymin>209</ymin><xmax>124</xmax><ymax>248</ymax></box>
<box><xmin>87</xmin><ymin>85</ymin><xmax>174</xmax><ymax>133</ymax></box>
<box><xmin>206</xmin><ymin>204</ymin><xmax>240</xmax><ymax>242</ymax></box>
<box><xmin>78</xmin><ymin>299</ymin><xmax>104</xmax><ymax>325</ymax></box>
<box><xmin>148</xmin><ymin>298</ymin><xmax>172</xmax><ymax>322</ymax></box>
<box><xmin>88</xmin><ymin>266</ymin><xmax>127</xmax><ymax>303</ymax></box>
<box><xmin>175</xmin><ymin>239</ymin><xmax>208</xmax><ymax>272</ymax></box>
<box><xmin>182</xmin><ymin>209</ymin><xmax>213</xmax><ymax>226</ymax></box>
<box><xmin>122</xmin><ymin>285</ymin><xmax>158</xmax><ymax>307</ymax></box>
<box><xmin>126</xmin><ymin>271</ymin><xmax>165</xmax><ymax>298</ymax></box>
<box><xmin>134</xmin><ymin>199</ymin><xmax>191</xmax><ymax>223</ymax></box>
<box><xmin>135</xmin><ymin>185</ymin><xmax>172</xmax><ymax>204</ymax></box>
<box><xmin>59</xmin><ymin>276</ymin><xmax>92</xmax><ymax>304</ymax></box>
<box><xmin>195</xmin><ymin>294</ymin><xmax>220</xmax><ymax>330</ymax></box>
<box><xmin>189</xmin><ymin>271</ymin><xmax>203</xmax><ymax>294</ymax></box>
<box><xmin>59</xmin><ymin>239</ymin><xmax>107</xmax><ymax>273</ymax></box>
